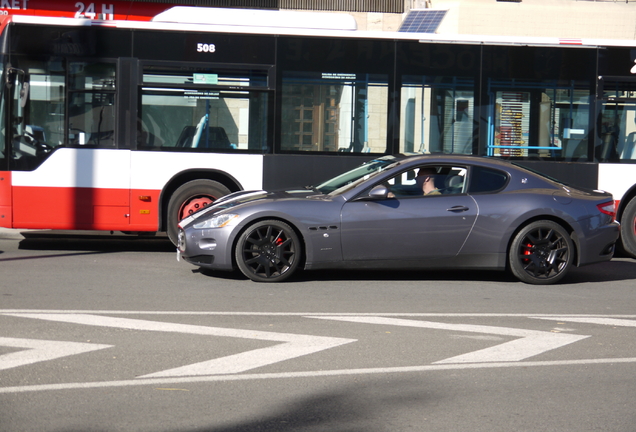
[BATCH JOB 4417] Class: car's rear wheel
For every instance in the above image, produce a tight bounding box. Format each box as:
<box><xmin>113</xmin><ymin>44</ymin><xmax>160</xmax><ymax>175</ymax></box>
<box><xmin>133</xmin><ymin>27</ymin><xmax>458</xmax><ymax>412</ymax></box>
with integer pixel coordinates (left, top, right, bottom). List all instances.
<box><xmin>509</xmin><ymin>220</ymin><xmax>573</xmax><ymax>285</ymax></box>
<box><xmin>235</xmin><ymin>220</ymin><xmax>301</xmax><ymax>282</ymax></box>
<box><xmin>167</xmin><ymin>179</ymin><xmax>231</xmax><ymax>245</ymax></box>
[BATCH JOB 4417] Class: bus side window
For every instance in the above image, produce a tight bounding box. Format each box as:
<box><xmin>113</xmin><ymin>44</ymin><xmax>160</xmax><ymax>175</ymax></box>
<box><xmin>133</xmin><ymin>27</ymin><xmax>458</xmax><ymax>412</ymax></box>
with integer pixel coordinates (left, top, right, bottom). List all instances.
<box><xmin>68</xmin><ymin>62</ymin><xmax>116</xmax><ymax>148</ymax></box>
<box><xmin>139</xmin><ymin>67</ymin><xmax>269</xmax><ymax>152</ymax></box>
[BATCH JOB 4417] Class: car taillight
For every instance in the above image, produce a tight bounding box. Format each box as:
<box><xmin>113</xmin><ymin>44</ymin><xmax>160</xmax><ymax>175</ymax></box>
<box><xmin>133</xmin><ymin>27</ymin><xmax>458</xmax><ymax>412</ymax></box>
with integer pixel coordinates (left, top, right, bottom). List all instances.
<box><xmin>597</xmin><ymin>201</ymin><xmax>616</xmax><ymax>220</ymax></box>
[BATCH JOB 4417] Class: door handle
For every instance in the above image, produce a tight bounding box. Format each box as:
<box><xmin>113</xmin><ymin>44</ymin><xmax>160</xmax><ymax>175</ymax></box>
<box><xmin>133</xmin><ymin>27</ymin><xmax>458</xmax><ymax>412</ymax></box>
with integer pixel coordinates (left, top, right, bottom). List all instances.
<box><xmin>447</xmin><ymin>205</ymin><xmax>469</xmax><ymax>212</ymax></box>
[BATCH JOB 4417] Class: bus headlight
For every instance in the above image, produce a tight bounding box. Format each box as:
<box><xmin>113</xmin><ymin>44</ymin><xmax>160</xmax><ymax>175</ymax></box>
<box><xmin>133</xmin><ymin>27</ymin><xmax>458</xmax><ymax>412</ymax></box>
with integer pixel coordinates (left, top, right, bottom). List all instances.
<box><xmin>193</xmin><ymin>213</ymin><xmax>239</xmax><ymax>229</ymax></box>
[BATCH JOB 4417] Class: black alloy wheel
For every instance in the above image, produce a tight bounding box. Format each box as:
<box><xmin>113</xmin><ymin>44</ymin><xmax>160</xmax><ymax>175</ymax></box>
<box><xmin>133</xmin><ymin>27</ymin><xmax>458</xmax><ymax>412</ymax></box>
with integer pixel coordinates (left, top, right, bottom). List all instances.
<box><xmin>509</xmin><ymin>220</ymin><xmax>574</xmax><ymax>285</ymax></box>
<box><xmin>235</xmin><ymin>220</ymin><xmax>301</xmax><ymax>282</ymax></box>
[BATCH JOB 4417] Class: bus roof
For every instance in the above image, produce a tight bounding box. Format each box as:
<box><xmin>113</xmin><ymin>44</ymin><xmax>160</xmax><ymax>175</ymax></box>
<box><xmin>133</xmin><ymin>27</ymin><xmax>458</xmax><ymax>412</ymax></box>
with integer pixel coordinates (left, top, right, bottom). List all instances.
<box><xmin>152</xmin><ymin>7</ymin><xmax>358</xmax><ymax>31</ymax></box>
<box><xmin>6</xmin><ymin>8</ymin><xmax>636</xmax><ymax>49</ymax></box>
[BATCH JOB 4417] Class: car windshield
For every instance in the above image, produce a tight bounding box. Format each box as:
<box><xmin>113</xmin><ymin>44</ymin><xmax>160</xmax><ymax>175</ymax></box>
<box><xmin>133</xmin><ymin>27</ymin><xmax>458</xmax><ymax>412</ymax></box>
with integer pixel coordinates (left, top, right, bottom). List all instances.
<box><xmin>316</xmin><ymin>157</ymin><xmax>399</xmax><ymax>195</ymax></box>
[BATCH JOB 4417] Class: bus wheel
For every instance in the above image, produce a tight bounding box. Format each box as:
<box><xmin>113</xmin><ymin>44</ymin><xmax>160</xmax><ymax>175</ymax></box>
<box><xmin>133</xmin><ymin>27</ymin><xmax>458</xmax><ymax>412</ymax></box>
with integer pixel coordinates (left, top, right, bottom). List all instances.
<box><xmin>235</xmin><ymin>220</ymin><xmax>301</xmax><ymax>282</ymax></box>
<box><xmin>619</xmin><ymin>198</ymin><xmax>636</xmax><ymax>259</ymax></box>
<box><xmin>509</xmin><ymin>220</ymin><xmax>573</xmax><ymax>285</ymax></box>
<box><xmin>167</xmin><ymin>179</ymin><xmax>231</xmax><ymax>245</ymax></box>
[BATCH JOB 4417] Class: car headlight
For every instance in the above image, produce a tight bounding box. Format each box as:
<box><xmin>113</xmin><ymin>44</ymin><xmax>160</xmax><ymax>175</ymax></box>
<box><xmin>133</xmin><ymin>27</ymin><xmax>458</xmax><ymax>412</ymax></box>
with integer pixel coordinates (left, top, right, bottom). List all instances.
<box><xmin>193</xmin><ymin>213</ymin><xmax>239</xmax><ymax>229</ymax></box>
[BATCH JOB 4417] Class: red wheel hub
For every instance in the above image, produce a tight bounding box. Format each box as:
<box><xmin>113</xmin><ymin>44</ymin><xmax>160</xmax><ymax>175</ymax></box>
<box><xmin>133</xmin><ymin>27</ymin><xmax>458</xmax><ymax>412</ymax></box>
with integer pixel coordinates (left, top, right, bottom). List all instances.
<box><xmin>179</xmin><ymin>195</ymin><xmax>214</xmax><ymax>219</ymax></box>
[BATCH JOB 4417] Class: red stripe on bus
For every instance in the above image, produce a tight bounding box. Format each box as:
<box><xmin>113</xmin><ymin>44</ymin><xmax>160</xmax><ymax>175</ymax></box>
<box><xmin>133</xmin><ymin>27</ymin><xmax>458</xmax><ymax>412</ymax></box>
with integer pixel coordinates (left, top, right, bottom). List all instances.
<box><xmin>11</xmin><ymin>186</ymin><xmax>160</xmax><ymax>231</ymax></box>
<box><xmin>0</xmin><ymin>171</ymin><xmax>12</xmax><ymax>228</ymax></box>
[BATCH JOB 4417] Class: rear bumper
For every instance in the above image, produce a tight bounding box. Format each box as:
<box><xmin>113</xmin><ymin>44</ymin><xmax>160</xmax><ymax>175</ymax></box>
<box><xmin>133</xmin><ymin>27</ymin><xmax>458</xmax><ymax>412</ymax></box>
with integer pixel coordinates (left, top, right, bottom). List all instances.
<box><xmin>577</xmin><ymin>221</ymin><xmax>620</xmax><ymax>266</ymax></box>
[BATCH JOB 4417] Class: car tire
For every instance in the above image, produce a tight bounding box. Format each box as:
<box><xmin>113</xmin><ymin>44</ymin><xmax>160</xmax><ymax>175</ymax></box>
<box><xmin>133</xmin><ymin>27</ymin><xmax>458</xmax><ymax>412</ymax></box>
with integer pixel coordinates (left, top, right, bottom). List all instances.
<box><xmin>509</xmin><ymin>220</ymin><xmax>574</xmax><ymax>285</ymax></box>
<box><xmin>167</xmin><ymin>179</ymin><xmax>231</xmax><ymax>245</ymax></box>
<box><xmin>235</xmin><ymin>220</ymin><xmax>301</xmax><ymax>282</ymax></box>
<box><xmin>619</xmin><ymin>198</ymin><xmax>636</xmax><ymax>259</ymax></box>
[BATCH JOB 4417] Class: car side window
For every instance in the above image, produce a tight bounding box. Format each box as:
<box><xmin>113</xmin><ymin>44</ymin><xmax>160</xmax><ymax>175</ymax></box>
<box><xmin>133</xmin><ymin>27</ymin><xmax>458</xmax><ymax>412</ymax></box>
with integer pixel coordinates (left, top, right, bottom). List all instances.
<box><xmin>384</xmin><ymin>165</ymin><xmax>467</xmax><ymax>198</ymax></box>
<box><xmin>468</xmin><ymin>166</ymin><xmax>509</xmax><ymax>193</ymax></box>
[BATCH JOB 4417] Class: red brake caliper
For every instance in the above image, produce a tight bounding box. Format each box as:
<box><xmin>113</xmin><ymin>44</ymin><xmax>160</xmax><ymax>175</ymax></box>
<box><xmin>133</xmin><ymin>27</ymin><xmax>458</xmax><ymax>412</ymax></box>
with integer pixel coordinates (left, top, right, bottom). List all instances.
<box><xmin>523</xmin><ymin>243</ymin><xmax>533</xmax><ymax>262</ymax></box>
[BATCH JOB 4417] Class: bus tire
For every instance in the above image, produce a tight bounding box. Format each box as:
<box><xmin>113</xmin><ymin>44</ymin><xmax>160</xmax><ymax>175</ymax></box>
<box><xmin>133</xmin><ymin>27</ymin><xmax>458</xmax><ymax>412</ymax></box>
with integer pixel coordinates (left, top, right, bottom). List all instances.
<box><xmin>619</xmin><ymin>198</ymin><xmax>636</xmax><ymax>259</ymax></box>
<box><xmin>167</xmin><ymin>179</ymin><xmax>231</xmax><ymax>245</ymax></box>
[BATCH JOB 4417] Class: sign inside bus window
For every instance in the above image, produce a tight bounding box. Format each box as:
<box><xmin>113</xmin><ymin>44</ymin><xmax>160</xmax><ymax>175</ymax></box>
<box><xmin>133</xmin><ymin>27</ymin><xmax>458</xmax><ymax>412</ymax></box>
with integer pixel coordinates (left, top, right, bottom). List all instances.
<box><xmin>322</xmin><ymin>73</ymin><xmax>357</xmax><ymax>80</ymax></box>
<box><xmin>193</xmin><ymin>74</ymin><xmax>218</xmax><ymax>85</ymax></box>
<box><xmin>185</xmin><ymin>90</ymin><xmax>219</xmax><ymax>100</ymax></box>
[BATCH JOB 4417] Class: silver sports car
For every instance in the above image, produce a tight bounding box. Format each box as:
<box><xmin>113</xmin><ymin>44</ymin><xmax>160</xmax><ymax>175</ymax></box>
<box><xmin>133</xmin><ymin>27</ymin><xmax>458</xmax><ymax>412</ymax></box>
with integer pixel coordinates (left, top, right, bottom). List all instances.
<box><xmin>177</xmin><ymin>155</ymin><xmax>620</xmax><ymax>284</ymax></box>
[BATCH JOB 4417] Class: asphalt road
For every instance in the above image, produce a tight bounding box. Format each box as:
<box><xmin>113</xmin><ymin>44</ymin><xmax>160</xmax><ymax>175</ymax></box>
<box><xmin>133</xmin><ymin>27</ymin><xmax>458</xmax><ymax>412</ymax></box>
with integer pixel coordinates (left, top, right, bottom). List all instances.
<box><xmin>2</xmin><ymin>229</ymin><xmax>636</xmax><ymax>432</ymax></box>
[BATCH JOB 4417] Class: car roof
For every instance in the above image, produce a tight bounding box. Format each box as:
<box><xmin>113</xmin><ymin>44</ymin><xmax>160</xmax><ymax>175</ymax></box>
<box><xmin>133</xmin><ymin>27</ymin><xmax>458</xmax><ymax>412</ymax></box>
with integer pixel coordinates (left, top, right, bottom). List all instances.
<box><xmin>394</xmin><ymin>154</ymin><xmax>518</xmax><ymax>170</ymax></box>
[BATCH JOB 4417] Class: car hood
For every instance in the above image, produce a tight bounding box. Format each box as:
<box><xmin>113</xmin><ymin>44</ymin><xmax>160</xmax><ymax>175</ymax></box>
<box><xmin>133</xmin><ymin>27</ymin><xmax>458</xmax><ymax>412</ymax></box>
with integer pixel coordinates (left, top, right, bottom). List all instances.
<box><xmin>218</xmin><ymin>188</ymin><xmax>325</xmax><ymax>205</ymax></box>
<box><xmin>178</xmin><ymin>188</ymin><xmax>325</xmax><ymax>227</ymax></box>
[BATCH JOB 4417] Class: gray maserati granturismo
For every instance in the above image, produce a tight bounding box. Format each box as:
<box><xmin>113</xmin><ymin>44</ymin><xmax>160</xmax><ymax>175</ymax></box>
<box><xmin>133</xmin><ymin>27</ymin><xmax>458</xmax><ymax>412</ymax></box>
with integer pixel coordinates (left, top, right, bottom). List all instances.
<box><xmin>177</xmin><ymin>155</ymin><xmax>619</xmax><ymax>284</ymax></box>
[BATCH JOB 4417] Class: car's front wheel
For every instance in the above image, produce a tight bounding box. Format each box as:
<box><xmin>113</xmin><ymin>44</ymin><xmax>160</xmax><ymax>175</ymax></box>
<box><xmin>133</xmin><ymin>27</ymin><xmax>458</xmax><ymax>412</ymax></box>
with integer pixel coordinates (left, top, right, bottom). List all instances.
<box><xmin>509</xmin><ymin>220</ymin><xmax>574</xmax><ymax>285</ymax></box>
<box><xmin>235</xmin><ymin>220</ymin><xmax>301</xmax><ymax>282</ymax></box>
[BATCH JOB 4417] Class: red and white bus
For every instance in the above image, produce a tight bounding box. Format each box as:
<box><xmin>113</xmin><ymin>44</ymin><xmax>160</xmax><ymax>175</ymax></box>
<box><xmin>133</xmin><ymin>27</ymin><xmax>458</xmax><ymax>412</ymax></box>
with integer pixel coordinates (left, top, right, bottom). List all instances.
<box><xmin>1</xmin><ymin>6</ymin><xmax>636</xmax><ymax>258</ymax></box>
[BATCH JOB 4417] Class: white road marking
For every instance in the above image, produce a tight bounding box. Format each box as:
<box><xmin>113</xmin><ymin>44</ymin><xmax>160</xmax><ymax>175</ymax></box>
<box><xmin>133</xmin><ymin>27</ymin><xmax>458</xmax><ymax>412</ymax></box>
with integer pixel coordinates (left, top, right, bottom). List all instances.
<box><xmin>532</xmin><ymin>317</ymin><xmax>636</xmax><ymax>327</ymax></box>
<box><xmin>0</xmin><ymin>337</ymin><xmax>112</xmax><ymax>371</ymax></box>
<box><xmin>2</xmin><ymin>357</ymin><xmax>636</xmax><ymax>394</ymax></box>
<box><xmin>3</xmin><ymin>311</ymin><xmax>636</xmax><ymax>318</ymax></box>
<box><xmin>309</xmin><ymin>316</ymin><xmax>589</xmax><ymax>363</ymax></box>
<box><xmin>1</xmin><ymin>311</ymin><xmax>635</xmax><ymax>394</ymax></box>
<box><xmin>3</xmin><ymin>313</ymin><xmax>356</xmax><ymax>377</ymax></box>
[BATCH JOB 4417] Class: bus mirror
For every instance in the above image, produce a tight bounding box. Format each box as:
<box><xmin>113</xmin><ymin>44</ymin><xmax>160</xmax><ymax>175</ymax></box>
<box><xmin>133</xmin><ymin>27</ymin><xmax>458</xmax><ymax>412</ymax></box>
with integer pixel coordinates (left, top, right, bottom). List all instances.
<box><xmin>5</xmin><ymin>66</ymin><xmax>24</xmax><ymax>89</ymax></box>
<box><xmin>20</xmin><ymin>82</ymin><xmax>30</xmax><ymax>108</ymax></box>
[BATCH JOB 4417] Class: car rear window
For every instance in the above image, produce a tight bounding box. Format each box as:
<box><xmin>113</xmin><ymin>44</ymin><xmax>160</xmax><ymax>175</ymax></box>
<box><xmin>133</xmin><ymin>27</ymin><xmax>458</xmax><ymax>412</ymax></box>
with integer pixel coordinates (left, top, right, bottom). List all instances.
<box><xmin>468</xmin><ymin>166</ymin><xmax>508</xmax><ymax>193</ymax></box>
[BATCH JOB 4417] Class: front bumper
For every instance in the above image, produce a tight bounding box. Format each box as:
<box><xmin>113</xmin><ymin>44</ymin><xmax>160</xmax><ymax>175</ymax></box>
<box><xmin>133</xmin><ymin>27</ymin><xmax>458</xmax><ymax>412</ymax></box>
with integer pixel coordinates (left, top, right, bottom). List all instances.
<box><xmin>177</xmin><ymin>226</ymin><xmax>235</xmax><ymax>270</ymax></box>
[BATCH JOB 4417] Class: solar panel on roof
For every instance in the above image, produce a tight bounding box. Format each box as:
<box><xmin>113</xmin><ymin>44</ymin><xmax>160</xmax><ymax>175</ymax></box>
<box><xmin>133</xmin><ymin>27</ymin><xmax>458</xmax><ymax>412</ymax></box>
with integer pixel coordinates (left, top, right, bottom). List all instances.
<box><xmin>398</xmin><ymin>9</ymin><xmax>447</xmax><ymax>33</ymax></box>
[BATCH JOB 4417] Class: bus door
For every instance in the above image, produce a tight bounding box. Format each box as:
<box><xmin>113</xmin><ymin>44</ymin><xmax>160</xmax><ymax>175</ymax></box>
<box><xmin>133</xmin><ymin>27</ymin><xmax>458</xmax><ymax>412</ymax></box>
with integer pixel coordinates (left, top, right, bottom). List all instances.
<box><xmin>6</xmin><ymin>59</ymin><xmax>132</xmax><ymax>231</ymax></box>
<box><xmin>597</xmin><ymin>76</ymin><xmax>636</xmax><ymax>162</ymax></box>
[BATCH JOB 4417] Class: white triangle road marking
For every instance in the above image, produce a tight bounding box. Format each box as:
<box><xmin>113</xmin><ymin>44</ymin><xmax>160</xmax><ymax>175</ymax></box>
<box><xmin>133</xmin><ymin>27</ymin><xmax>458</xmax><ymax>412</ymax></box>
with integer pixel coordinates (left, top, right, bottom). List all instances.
<box><xmin>0</xmin><ymin>337</ymin><xmax>113</xmax><ymax>371</ymax></box>
<box><xmin>4</xmin><ymin>313</ymin><xmax>357</xmax><ymax>378</ymax></box>
<box><xmin>309</xmin><ymin>316</ymin><xmax>590</xmax><ymax>363</ymax></box>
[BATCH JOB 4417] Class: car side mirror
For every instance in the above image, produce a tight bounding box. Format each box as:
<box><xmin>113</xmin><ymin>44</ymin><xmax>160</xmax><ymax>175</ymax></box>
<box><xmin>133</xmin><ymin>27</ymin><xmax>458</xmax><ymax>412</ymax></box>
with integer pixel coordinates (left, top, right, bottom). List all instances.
<box><xmin>366</xmin><ymin>185</ymin><xmax>390</xmax><ymax>200</ymax></box>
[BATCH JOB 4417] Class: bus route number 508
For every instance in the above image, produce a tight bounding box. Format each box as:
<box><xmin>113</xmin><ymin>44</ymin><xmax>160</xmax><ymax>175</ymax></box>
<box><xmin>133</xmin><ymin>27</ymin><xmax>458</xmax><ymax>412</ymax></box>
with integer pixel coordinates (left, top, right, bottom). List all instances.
<box><xmin>197</xmin><ymin>43</ymin><xmax>216</xmax><ymax>53</ymax></box>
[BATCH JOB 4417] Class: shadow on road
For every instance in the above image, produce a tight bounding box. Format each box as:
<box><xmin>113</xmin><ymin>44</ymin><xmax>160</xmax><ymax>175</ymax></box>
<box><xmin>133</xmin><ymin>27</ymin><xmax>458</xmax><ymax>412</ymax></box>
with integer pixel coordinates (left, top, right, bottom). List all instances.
<box><xmin>186</xmin><ymin>379</ymin><xmax>431</xmax><ymax>432</ymax></box>
<box><xmin>43</xmin><ymin>378</ymin><xmax>436</xmax><ymax>432</ymax></box>
<box><xmin>15</xmin><ymin>231</ymin><xmax>175</xmax><ymax>253</ymax></box>
<box><xmin>7</xmin><ymin>231</ymin><xmax>636</xmax><ymax>284</ymax></box>
<box><xmin>561</xmin><ymin>259</ymin><xmax>636</xmax><ymax>284</ymax></box>
<box><xmin>199</xmin><ymin>259</ymin><xmax>636</xmax><ymax>285</ymax></box>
